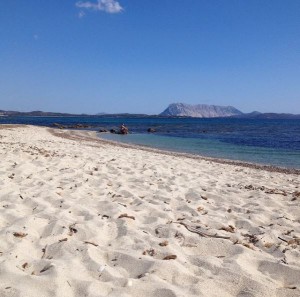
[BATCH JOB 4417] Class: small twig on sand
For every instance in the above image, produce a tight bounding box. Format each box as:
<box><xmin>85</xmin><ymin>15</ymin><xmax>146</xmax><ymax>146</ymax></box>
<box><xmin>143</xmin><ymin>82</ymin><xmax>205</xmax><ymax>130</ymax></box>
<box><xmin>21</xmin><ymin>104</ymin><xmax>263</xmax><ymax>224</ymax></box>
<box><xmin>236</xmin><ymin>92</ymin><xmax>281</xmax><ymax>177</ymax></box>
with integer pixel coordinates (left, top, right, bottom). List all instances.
<box><xmin>278</xmin><ymin>237</ymin><xmax>288</xmax><ymax>243</ymax></box>
<box><xmin>58</xmin><ymin>238</ymin><xmax>68</xmax><ymax>243</ymax></box>
<box><xmin>84</xmin><ymin>241</ymin><xmax>98</xmax><ymax>247</ymax></box>
<box><xmin>163</xmin><ymin>255</ymin><xmax>177</xmax><ymax>260</ymax></box>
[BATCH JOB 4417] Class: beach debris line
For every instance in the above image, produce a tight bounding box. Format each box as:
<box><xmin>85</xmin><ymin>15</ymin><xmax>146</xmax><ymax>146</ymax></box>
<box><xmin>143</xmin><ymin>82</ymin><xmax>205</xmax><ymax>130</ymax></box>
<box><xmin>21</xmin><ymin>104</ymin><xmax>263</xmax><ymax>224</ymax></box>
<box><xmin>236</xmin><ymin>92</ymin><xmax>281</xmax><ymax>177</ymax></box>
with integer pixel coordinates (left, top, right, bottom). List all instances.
<box><xmin>242</xmin><ymin>184</ymin><xmax>290</xmax><ymax>196</ymax></box>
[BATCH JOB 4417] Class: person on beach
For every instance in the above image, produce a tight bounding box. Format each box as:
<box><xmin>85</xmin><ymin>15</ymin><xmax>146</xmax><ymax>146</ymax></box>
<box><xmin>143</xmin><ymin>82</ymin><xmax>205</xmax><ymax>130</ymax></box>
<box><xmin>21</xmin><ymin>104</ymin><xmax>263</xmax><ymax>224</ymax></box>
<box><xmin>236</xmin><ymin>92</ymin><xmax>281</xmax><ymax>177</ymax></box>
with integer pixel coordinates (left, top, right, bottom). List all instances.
<box><xmin>120</xmin><ymin>124</ymin><xmax>128</xmax><ymax>135</ymax></box>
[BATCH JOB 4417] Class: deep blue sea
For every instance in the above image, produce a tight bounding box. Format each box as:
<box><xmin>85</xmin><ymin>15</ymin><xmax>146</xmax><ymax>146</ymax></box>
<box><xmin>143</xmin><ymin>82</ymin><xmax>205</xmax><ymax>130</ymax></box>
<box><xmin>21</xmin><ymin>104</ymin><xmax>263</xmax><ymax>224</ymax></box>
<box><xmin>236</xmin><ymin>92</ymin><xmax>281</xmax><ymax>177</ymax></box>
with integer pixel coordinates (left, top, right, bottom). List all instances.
<box><xmin>1</xmin><ymin>116</ymin><xmax>300</xmax><ymax>169</ymax></box>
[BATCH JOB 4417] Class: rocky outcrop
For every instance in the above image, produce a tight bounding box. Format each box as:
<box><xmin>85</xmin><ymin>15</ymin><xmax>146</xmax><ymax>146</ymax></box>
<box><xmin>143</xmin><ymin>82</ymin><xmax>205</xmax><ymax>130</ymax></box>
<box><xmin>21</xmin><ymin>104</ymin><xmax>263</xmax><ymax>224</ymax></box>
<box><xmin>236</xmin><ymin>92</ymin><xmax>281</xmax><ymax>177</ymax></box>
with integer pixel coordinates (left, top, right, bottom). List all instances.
<box><xmin>160</xmin><ymin>103</ymin><xmax>243</xmax><ymax>118</ymax></box>
<box><xmin>147</xmin><ymin>128</ymin><xmax>156</xmax><ymax>133</ymax></box>
<box><xmin>52</xmin><ymin>123</ymin><xmax>91</xmax><ymax>129</ymax></box>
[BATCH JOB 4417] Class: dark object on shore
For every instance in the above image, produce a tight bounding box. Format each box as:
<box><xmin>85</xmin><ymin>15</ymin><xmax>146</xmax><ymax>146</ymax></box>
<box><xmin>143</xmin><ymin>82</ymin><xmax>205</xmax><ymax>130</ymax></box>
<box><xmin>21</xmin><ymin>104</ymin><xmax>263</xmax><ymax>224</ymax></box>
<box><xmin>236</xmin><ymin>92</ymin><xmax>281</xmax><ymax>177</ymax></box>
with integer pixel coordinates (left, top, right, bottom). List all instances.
<box><xmin>147</xmin><ymin>128</ymin><xmax>156</xmax><ymax>133</ymax></box>
<box><xmin>99</xmin><ymin>129</ymin><xmax>108</xmax><ymax>133</ymax></box>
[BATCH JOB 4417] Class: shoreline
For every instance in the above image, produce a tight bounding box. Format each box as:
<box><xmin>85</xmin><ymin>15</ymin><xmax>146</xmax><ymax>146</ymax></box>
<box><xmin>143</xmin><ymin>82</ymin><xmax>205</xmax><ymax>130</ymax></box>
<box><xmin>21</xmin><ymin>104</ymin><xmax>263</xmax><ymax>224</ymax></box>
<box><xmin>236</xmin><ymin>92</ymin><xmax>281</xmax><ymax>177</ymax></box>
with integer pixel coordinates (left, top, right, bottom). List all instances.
<box><xmin>49</xmin><ymin>127</ymin><xmax>300</xmax><ymax>175</ymax></box>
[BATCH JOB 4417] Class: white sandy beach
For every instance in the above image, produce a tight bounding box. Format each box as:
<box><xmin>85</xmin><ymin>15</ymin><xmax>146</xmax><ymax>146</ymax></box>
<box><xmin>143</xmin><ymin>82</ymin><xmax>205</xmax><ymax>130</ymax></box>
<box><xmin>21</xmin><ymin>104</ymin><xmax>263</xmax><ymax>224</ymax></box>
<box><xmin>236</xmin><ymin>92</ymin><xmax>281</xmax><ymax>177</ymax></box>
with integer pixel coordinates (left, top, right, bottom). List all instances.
<box><xmin>0</xmin><ymin>125</ymin><xmax>299</xmax><ymax>297</ymax></box>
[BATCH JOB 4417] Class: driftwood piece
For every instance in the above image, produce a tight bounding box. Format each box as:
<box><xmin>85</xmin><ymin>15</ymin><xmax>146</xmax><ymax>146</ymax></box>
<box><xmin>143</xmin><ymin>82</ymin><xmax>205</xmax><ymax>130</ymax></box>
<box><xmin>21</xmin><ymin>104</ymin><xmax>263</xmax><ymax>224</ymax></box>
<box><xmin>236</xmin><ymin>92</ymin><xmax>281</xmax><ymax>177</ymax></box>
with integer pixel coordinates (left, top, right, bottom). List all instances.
<box><xmin>174</xmin><ymin>222</ymin><xmax>231</xmax><ymax>239</ymax></box>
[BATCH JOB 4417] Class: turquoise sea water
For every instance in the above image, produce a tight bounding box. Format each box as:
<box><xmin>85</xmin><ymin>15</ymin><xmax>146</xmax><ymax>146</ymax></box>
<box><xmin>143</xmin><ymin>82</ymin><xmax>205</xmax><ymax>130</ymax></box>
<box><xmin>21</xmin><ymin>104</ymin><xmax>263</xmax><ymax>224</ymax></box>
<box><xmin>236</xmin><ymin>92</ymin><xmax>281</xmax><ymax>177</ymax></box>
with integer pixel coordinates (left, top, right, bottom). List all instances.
<box><xmin>1</xmin><ymin>116</ymin><xmax>300</xmax><ymax>169</ymax></box>
<box><xmin>100</xmin><ymin>132</ymin><xmax>300</xmax><ymax>169</ymax></box>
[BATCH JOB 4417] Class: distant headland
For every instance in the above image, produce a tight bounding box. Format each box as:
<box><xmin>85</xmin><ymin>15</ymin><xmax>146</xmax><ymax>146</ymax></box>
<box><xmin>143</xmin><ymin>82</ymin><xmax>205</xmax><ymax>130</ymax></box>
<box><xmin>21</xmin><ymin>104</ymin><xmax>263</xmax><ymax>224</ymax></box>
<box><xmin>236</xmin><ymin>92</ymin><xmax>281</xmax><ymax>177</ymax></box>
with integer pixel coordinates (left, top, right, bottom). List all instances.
<box><xmin>1</xmin><ymin>103</ymin><xmax>300</xmax><ymax>119</ymax></box>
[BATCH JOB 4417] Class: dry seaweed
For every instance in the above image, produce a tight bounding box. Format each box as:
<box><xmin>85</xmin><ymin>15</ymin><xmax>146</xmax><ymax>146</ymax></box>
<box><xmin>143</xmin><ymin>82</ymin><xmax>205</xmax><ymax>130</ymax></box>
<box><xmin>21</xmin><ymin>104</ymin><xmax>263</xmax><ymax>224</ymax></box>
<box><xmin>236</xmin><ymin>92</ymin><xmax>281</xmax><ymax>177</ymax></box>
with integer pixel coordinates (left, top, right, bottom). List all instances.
<box><xmin>118</xmin><ymin>213</ymin><xmax>135</xmax><ymax>220</ymax></box>
<box><xmin>13</xmin><ymin>232</ymin><xmax>27</xmax><ymax>238</ymax></box>
<box><xmin>220</xmin><ymin>225</ymin><xmax>235</xmax><ymax>233</ymax></box>
<box><xmin>143</xmin><ymin>248</ymin><xmax>156</xmax><ymax>256</ymax></box>
<box><xmin>68</xmin><ymin>224</ymin><xmax>78</xmax><ymax>236</ymax></box>
<box><xmin>159</xmin><ymin>241</ymin><xmax>169</xmax><ymax>247</ymax></box>
<box><xmin>163</xmin><ymin>255</ymin><xmax>177</xmax><ymax>260</ymax></box>
<box><xmin>58</xmin><ymin>238</ymin><xmax>68</xmax><ymax>243</ymax></box>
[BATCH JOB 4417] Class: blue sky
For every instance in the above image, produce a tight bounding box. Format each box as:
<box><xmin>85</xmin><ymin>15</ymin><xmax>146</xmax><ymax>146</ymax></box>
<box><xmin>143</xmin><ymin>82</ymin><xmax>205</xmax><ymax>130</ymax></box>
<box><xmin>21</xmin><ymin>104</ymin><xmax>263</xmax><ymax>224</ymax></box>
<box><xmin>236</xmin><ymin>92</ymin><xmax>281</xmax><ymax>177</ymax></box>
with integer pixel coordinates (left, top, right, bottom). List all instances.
<box><xmin>0</xmin><ymin>0</ymin><xmax>299</xmax><ymax>114</ymax></box>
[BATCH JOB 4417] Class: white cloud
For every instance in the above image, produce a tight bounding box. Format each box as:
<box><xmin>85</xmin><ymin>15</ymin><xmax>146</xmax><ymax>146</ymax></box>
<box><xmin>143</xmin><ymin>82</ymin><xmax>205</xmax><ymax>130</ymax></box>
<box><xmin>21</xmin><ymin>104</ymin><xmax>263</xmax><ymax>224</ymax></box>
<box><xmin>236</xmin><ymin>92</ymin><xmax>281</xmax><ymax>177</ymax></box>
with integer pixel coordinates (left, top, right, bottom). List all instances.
<box><xmin>76</xmin><ymin>0</ymin><xmax>123</xmax><ymax>14</ymax></box>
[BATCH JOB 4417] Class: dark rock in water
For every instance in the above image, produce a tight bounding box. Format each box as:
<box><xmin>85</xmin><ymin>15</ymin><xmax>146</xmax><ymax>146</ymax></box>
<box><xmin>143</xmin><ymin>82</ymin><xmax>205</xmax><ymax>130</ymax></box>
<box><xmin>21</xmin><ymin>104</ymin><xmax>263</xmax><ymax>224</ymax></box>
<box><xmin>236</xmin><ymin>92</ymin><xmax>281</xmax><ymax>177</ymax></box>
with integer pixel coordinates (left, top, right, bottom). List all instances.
<box><xmin>69</xmin><ymin>124</ymin><xmax>91</xmax><ymax>129</ymax></box>
<box><xmin>52</xmin><ymin>123</ymin><xmax>65</xmax><ymax>129</ymax></box>
<box><xmin>53</xmin><ymin>123</ymin><xmax>91</xmax><ymax>129</ymax></box>
<box><xmin>110</xmin><ymin>129</ymin><xmax>117</xmax><ymax>134</ymax></box>
<box><xmin>147</xmin><ymin>128</ymin><xmax>156</xmax><ymax>133</ymax></box>
<box><xmin>99</xmin><ymin>129</ymin><xmax>108</xmax><ymax>133</ymax></box>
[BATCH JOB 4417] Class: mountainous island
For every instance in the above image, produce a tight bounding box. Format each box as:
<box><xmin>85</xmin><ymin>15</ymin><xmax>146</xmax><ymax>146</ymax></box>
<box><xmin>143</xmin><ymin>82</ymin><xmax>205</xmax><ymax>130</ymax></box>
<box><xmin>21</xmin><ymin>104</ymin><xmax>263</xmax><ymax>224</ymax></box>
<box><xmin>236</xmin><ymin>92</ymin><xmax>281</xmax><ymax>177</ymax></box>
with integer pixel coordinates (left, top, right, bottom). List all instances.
<box><xmin>160</xmin><ymin>103</ymin><xmax>243</xmax><ymax>118</ymax></box>
<box><xmin>160</xmin><ymin>103</ymin><xmax>300</xmax><ymax>119</ymax></box>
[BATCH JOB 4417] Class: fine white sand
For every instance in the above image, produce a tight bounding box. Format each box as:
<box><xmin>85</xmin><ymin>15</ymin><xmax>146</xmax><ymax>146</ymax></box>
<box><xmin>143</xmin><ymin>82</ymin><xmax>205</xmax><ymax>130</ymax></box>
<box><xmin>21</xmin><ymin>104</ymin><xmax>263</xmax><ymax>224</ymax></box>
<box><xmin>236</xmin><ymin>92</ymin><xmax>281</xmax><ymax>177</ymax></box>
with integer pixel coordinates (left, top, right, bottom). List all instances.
<box><xmin>0</xmin><ymin>125</ymin><xmax>299</xmax><ymax>297</ymax></box>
